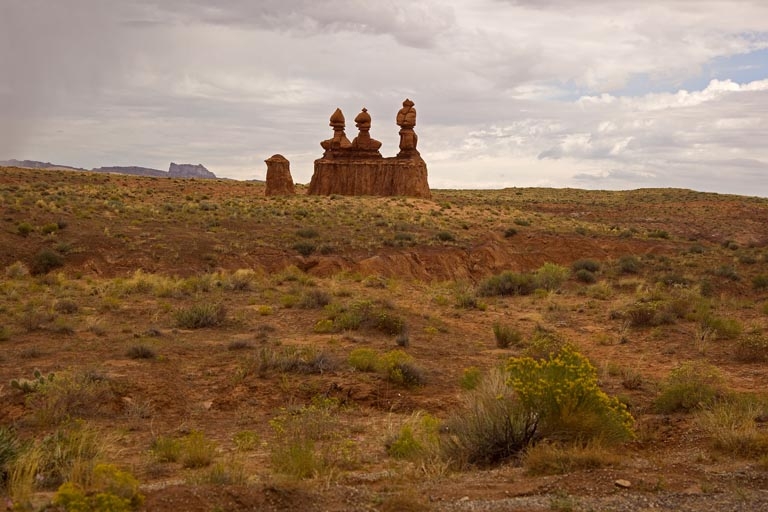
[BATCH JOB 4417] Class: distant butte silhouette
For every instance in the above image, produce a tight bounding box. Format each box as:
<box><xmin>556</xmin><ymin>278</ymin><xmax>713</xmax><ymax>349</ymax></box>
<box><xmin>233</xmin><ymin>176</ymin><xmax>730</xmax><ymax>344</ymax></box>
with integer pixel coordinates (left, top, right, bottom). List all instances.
<box><xmin>307</xmin><ymin>100</ymin><xmax>431</xmax><ymax>198</ymax></box>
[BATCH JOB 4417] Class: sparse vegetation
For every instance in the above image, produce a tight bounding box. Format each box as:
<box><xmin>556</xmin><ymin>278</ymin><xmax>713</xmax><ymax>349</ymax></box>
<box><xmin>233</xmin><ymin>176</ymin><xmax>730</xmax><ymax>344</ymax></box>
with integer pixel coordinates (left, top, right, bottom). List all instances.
<box><xmin>174</xmin><ymin>303</ymin><xmax>226</xmax><ymax>328</ymax></box>
<box><xmin>2</xmin><ymin>169</ymin><xmax>767</xmax><ymax>509</ymax></box>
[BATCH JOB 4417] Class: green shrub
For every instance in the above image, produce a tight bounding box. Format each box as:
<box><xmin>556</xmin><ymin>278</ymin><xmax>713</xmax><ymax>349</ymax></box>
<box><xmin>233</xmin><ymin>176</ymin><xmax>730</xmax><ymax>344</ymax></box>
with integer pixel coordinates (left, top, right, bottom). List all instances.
<box><xmin>735</xmin><ymin>331</ymin><xmax>768</xmax><ymax>363</ymax></box>
<box><xmin>492</xmin><ymin>322</ymin><xmax>522</xmax><ymax>349</ymax></box>
<box><xmin>648</xmin><ymin>229</ymin><xmax>669</xmax><ymax>239</ymax></box>
<box><xmin>174</xmin><ymin>303</ymin><xmax>226</xmax><ymax>328</ymax></box>
<box><xmin>386</xmin><ymin>413</ymin><xmax>440</xmax><ymax>460</ymax></box>
<box><xmin>574</xmin><ymin>269</ymin><xmax>596</xmax><ymax>283</ymax></box>
<box><xmin>523</xmin><ymin>326</ymin><xmax>565</xmax><ymax>360</ymax></box>
<box><xmin>150</xmin><ymin>436</ymin><xmax>181</xmax><ymax>463</ymax></box>
<box><xmin>752</xmin><ymin>275</ymin><xmax>768</xmax><ymax>290</ymax></box>
<box><xmin>17</xmin><ymin>222</ymin><xmax>34</xmax><ymax>237</ymax></box>
<box><xmin>477</xmin><ymin>271</ymin><xmax>537</xmax><ymax>297</ymax></box>
<box><xmin>514</xmin><ymin>218</ymin><xmax>531</xmax><ymax>226</ymax></box>
<box><xmin>126</xmin><ymin>345</ymin><xmax>156</xmax><ymax>360</ymax></box>
<box><xmin>444</xmin><ymin>348</ymin><xmax>633</xmax><ymax>467</ymax></box>
<box><xmin>30</xmin><ymin>249</ymin><xmax>64</xmax><ymax>275</ymax></box>
<box><xmin>252</xmin><ymin>345</ymin><xmax>336</xmax><ymax>376</ymax></box>
<box><xmin>617</xmin><ymin>255</ymin><xmax>640</xmax><ymax>274</ymax></box>
<box><xmin>41</xmin><ymin>223</ymin><xmax>60</xmax><ymax>235</ymax></box>
<box><xmin>715</xmin><ymin>265</ymin><xmax>740</xmax><ymax>281</ymax></box>
<box><xmin>377</xmin><ymin>350</ymin><xmax>425</xmax><ymax>387</ymax></box>
<box><xmin>507</xmin><ymin>346</ymin><xmax>634</xmax><ymax>444</ymax></box>
<box><xmin>298</xmin><ymin>289</ymin><xmax>331</xmax><ymax>309</ymax></box>
<box><xmin>535</xmin><ymin>263</ymin><xmax>570</xmax><ymax>291</ymax></box>
<box><xmin>459</xmin><ymin>367</ymin><xmax>482</xmax><ymax>391</ymax></box>
<box><xmin>54</xmin><ymin>464</ymin><xmax>143</xmax><ymax>512</ymax></box>
<box><xmin>572</xmin><ymin>259</ymin><xmax>600</xmax><ymax>273</ymax></box>
<box><xmin>503</xmin><ymin>227</ymin><xmax>518</xmax><ymax>238</ymax></box>
<box><xmin>348</xmin><ymin>348</ymin><xmax>379</xmax><ymax>372</ymax></box>
<box><xmin>701</xmin><ymin>315</ymin><xmax>742</xmax><ymax>340</ymax></box>
<box><xmin>292</xmin><ymin>241</ymin><xmax>316</xmax><ymax>256</ymax></box>
<box><xmin>655</xmin><ymin>361</ymin><xmax>727</xmax><ymax>413</ymax></box>
<box><xmin>296</xmin><ymin>227</ymin><xmax>319</xmax><ymax>238</ymax></box>
<box><xmin>435</xmin><ymin>231</ymin><xmax>455</xmax><ymax>242</ymax></box>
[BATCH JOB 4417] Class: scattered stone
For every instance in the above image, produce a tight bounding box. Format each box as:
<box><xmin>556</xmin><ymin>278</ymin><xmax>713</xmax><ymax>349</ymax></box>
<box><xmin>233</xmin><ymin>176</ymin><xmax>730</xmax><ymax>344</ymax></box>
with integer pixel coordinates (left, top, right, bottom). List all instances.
<box><xmin>615</xmin><ymin>479</ymin><xmax>632</xmax><ymax>489</ymax></box>
<box><xmin>264</xmin><ymin>154</ymin><xmax>295</xmax><ymax>196</ymax></box>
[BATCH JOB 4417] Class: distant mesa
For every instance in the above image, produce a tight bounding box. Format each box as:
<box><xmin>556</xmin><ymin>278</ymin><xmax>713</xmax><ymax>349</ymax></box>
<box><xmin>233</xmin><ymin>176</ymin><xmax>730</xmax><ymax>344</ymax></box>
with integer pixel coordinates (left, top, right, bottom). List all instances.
<box><xmin>307</xmin><ymin>99</ymin><xmax>431</xmax><ymax>198</ymax></box>
<box><xmin>1</xmin><ymin>159</ymin><xmax>218</xmax><ymax>179</ymax></box>
<box><xmin>0</xmin><ymin>159</ymin><xmax>82</xmax><ymax>171</ymax></box>
<box><xmin>168</xmin><ymin>162</ymin><xmax>216</xmax><ymax>179</ymax></box>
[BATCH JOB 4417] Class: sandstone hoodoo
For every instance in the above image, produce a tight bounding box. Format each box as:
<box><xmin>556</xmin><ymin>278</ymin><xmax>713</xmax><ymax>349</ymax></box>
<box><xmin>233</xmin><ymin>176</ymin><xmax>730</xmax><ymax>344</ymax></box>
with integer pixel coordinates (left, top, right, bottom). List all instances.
<box><xmin>264</xmin><ymin>154</ymin><xmax>295</xmax><ymax>196</ymax></box>
<box><xmin>308</xmin><ymin>99</ymin><xmax>431</xmax><ymax>198</ymax></box>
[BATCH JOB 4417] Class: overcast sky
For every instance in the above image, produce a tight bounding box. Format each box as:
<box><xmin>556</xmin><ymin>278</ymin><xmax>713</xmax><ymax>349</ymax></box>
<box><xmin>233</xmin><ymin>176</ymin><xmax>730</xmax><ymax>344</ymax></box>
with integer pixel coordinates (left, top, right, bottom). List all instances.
<box><xmin>2</xmin><ymin>1</ymin><xmax>767</xmax><ymax>196</ymax></box>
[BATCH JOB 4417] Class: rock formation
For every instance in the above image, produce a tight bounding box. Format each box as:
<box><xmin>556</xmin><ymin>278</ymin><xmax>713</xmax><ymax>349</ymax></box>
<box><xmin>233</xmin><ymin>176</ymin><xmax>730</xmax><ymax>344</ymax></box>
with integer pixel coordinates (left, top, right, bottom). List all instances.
<box><xmin>264</xmin><ymin>154</ymin><xmax>295</xmax><ymax>196</ymax></box>
<box><xmin>308</xmin><ymin>100</ymin><xmax>431</xmax><ymax>198</ymax></box>
<box><xmin>168</xmin><ymin>163</ymin><xmax>216</xmax><ymax>179</ymax></box>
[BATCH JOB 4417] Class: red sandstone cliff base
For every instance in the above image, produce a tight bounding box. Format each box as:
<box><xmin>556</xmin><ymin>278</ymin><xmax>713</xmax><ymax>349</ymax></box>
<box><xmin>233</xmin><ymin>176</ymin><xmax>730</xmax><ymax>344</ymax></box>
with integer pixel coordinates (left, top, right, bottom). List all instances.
<box><xmin>307</xmin><ymin>156</ymin><xmax>431</xmax><ymax>198</ymax></box>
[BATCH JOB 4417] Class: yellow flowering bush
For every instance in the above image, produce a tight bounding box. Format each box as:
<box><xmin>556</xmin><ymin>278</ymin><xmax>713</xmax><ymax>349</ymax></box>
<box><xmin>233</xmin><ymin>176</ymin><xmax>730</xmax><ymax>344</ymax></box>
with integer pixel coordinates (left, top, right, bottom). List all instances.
<box><xmin>507</xmin><ymin>345</ymin><xmax>634</xmax><ymax>444</ymax></box>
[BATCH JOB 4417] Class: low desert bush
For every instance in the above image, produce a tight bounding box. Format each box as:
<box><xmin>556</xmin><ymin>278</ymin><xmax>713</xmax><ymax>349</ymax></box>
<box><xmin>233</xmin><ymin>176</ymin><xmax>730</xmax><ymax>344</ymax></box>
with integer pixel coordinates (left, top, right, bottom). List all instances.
<box><xmin>435</xmin><ymin>231</ymin><xmax>456</xmax><ymax>242</ymax></box>
<box><xmin>752</xmin><ymin>274</ymin><xmax>768</xmax><ymax>290</ymax></box>
<box><xmin>574</xmin><ymin>269</ymin><xmax>597</xmax><ymax>283</ymax></box>
<box><xmin>251</xmin><ymin>345</ymin><xmax>336</xmax><ymax>376</ymax></box>
<box><xmin>30</xmin><ymin>248</ymin><xmax>65</xmax><ymax>275</ymax></box>
<box><xmin>507</xmin><ymin>346</ymin><xmax>634</xmax><ymax>444</ymax></box>
<box><xmin>534</xmin><ymin>263</ymin><xmax>570</xmax><ymax>291</ymax></box>
<box><xmin>348</xmin><ymin>348</ymin><xmax>379</xmax><ymax>372</ymax></box>
<box><xmin>654</xmin><ymin>361</ymin><xmax>727</xmax><ymax>413</ymax></box>
<box><xmin>292</xmin><ymin>241</ymin><xmax>316</xmax><ymax>256</ymax></box>
<box><xmin>386</xmin><ymin>412</ymin><xmax>441</xmax><ymax>461</ymax></box>
<box><xmin>298</xmin><ymin>289</ymin><xmax>331</xmax><ymax>309</ymax></box>
<box><xmin>5</xmin><ymin>261</ymin><xmax>30</xmax><ymax>279</ymax></box>
<box><xmin>441</xmin><ymin>369</ymin><xmax>536</xmax><ymax>467</ymax></box>
<box><xmin>477</xmin><ymin>271</ymin><xmax>537</xmax><ymax>297</ymax></box>
<box><xmin>492</xmin><ymin>322</ymin><xmax>522</xmax><ymax>349</ymax></box>
<box><xmin>617</xmin><ymin>255</ymin><xmax>640</xmax><ymax>274</ymax></box>
<box><xmin>126</xmin><ymin>345</ymin><xmax>156</xmax><ymax>360</ymax></box>
<box><xmin>734</xmin><ymin>331</ymin><xmax>768</xmax><ymax>363</ymax></box>
<box><xmin>459</xmin><ymin>367</ymin><xmax>482</xmax><ymax>390</ymax></box>
<box><xmin>150</xmin><ymin>436</ymin><xmax>181</xmax><ymax>463</ymax></box>
<box><xmin>54</xmin><ymin>463</ymin><xmax>143</xmax><ymax>512</ymax></box>
<box><xmin>174</xmin><ymin>303</ymin><xmax>226</xmax><ymax>328</ymax></box>
<box><xmin>572</xmin><ymin>259</ymin><xmax>600</xmax><ymax>273</ymax></box>
<box><xmin>443</xmin><ymin>348</ymin><xmax>633</xmax><ymax>467</ymax></box>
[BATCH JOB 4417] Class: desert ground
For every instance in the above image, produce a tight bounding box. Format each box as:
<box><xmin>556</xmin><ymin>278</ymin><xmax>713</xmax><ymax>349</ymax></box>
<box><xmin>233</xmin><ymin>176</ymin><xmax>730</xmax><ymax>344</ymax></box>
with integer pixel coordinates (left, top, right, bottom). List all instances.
<box><xmin>1</xmin><ymin>166</ymin><xmax>768</xmax><ymax>511</ymax></box>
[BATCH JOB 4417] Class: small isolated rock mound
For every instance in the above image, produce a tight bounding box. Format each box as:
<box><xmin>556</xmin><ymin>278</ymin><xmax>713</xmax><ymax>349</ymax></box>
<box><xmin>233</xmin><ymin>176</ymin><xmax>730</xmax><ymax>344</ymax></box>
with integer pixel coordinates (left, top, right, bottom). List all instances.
<box><xmin>264</xmin><ymin>154</ymin><xmax>295</xmax><ymax>196</ymax></box>
<box><xmin>168</xmin><ymin>163</ymin><xmax>216</xmax><ymax>179</ymax></box>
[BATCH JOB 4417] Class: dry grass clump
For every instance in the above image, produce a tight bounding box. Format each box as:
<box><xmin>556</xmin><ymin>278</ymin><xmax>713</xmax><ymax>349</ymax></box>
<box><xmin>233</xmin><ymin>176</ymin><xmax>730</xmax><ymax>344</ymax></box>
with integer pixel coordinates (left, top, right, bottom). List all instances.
<box><xmin>734</xmin><ymin>331</ymin><xmax>768</xmax><ymax>362</ymax></box>
<box><xmin>25</xmin><ymin>370</ymin><xmax>119</xmax><ymax>426</ymax></box>
<box><xmin>698</xmin><ymin>396</ymin><xmax>768</xmax><ymax>459</ymax></box>
<box><xmin>523</xmin><ymin>441</ymin><xmax>620</xmax><ymax>475</ymax></box>
<box><xmin>174</xmin><ymin>302</ymin><xmax>226</xmax><ymax>329</ymax></box>
<box><xmin>250</xmin><ymin>345</ymin><xmax>337</xmax><ymax>377</ymax></box>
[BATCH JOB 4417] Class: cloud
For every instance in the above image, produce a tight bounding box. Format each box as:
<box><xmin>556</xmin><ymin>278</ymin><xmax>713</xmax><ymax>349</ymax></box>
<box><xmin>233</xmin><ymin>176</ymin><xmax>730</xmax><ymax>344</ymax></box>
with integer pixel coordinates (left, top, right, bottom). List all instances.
<box><xmin>1</xmin><ymin>1</ymin><xmax>767</xmax><ymax>195</ymax></box>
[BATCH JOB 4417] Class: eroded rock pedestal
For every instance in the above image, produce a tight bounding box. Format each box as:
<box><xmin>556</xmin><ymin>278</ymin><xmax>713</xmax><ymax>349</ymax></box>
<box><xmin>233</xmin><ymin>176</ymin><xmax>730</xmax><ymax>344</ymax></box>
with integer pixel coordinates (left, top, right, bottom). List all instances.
<box><xmin>308</xmin><ymin>100</ymin><xmax>431</xmax><ymax>199</ymax></box>
<box><xmin>264</xmin><ymin>154</ymin><xmax>296</xmax><ymax>196</ymax></box>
